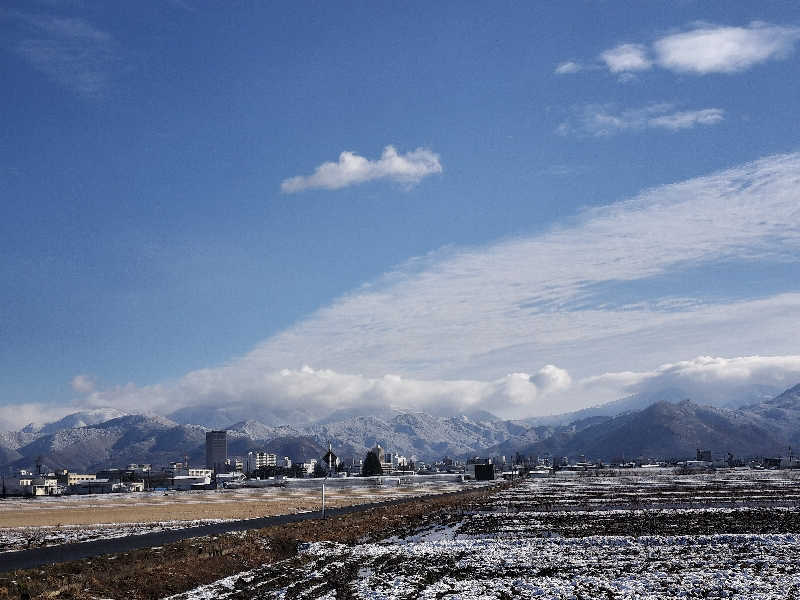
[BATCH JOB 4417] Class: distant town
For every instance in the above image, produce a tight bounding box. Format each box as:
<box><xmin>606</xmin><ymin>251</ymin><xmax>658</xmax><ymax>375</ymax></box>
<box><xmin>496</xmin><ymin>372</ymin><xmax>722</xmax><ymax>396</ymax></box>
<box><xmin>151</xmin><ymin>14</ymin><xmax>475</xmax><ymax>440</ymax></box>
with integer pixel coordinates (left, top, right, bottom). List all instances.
<box><xmin>4</xmin><ymin>428</ymin><xmax>800</xmax><ymax>498</ymax></box>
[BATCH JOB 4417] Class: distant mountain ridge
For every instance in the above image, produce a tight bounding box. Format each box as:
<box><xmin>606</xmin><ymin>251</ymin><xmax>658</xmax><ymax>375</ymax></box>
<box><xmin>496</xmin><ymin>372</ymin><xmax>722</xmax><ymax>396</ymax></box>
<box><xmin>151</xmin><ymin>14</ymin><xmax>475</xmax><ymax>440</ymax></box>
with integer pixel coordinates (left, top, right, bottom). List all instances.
<box><xmin>2</xmin><ymin>383</ymin><xmax>799</xmax><ymax>471</ymax></box>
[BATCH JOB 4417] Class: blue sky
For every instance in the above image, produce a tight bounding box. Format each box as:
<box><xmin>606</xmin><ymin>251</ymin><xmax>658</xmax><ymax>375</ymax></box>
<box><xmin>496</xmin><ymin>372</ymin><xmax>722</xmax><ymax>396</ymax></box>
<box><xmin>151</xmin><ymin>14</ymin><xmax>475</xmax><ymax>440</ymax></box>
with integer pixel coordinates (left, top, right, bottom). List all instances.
<box><xmin>2</xmin><ymin>2</ymin><xmax>800</xmax><ymax>426</ymax></box>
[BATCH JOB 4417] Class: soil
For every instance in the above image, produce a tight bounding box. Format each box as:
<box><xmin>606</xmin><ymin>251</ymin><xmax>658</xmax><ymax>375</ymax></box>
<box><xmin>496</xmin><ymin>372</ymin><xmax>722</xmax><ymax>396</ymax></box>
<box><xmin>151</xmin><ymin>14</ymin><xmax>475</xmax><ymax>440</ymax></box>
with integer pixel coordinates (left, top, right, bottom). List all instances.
<box><xmin>0</xmin><ymin>484</ymin><xmax>459</xmax><ymax>528</ymax></box>
<box><xmin>0</xmin><ymin>483</ymin><xmax>509</xmax><ymax>600</ymax></box>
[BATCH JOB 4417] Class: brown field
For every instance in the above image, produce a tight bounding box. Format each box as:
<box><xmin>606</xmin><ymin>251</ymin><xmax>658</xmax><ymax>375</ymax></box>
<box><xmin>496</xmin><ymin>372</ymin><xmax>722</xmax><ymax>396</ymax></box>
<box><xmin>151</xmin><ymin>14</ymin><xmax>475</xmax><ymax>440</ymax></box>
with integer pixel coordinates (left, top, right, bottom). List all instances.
<box><xmin>0</xmin><ymin>481</ymin><xmax>472</xmax><ymax>527</ymax></box>
<box><xmin>0</xmin><ymin>483</ymin><xmax>508</xmax><ymax>600</ymax></box>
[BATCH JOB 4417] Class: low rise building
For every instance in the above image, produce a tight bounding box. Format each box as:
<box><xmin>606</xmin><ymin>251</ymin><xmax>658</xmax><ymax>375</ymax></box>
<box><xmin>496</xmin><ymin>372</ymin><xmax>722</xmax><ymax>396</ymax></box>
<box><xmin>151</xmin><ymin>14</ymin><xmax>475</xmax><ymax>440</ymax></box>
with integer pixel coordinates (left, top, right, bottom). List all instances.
<box><xmin>171</xmin><ymin>475</ymin><xmax>211</xmax><ymax>490</ymax></box>
<box><xmin>128</xmin><ymin>463</ymin><xmax>151</xmax><ymax>473</ymax></box>
<box><xmin>68</xmin><ymin>478</ymin><xmax>113</xmax><ymax>495</ymax></box>
<box><xmin>187</xmin><ymin>468</ymin><xmax>212</xmax><ymax>478</ymax></box>
<box><xmin>466</xmin><ymin>462</ymin><xmax>495</xmax><ymax>481</ymax></box>
<box><xmin>67</xmin><ymin>473</ymin><xmax>96</xmax><ymax>486</ymax></box>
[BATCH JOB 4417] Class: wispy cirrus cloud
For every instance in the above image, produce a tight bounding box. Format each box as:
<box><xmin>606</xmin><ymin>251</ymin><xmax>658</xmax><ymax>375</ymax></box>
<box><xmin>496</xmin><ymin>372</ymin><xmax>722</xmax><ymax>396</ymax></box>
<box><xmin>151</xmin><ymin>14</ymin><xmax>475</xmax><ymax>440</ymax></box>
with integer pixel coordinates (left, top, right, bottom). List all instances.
<box><xmin>554</xmin><ymin>60</ymin><xmax>583</xmax><ymax>74</ymax></box>
<box><xmin>254</xmin><ymin>152</ymin><xmax>800</xmax><ymax>384</ymax></box>
<box><xmin>559</xmin><ymin>22</ymin><xmax>800</xmax><ymax>77</ymax></box>
<box><xmin>281</xmin><ymin>145</ymin><xmax>442</xmax><ymax>193</ymax></box>
<box><xmin>14</xmin><ymin>152</ymin><xmax>798</xmax><ymax>426</ymax></box>
<box><xmin>8</xmin><ymin>12</ymin><xmax>116</xmax><ymax>98</ymax></box>
<box><xmin>557</xmin><ymin>103</ymin><xmax>724</xmax><ymax>137</ymax></box>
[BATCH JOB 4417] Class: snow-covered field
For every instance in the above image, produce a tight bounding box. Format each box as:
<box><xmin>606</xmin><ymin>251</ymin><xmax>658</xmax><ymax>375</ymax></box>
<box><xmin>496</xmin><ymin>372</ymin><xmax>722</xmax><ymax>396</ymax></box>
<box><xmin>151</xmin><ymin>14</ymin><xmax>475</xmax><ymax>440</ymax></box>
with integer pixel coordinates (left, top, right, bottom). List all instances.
<box><xmin>167</xmin><ymin>471</ymin><xmax>800</xmax><ymax>599</ymax></box>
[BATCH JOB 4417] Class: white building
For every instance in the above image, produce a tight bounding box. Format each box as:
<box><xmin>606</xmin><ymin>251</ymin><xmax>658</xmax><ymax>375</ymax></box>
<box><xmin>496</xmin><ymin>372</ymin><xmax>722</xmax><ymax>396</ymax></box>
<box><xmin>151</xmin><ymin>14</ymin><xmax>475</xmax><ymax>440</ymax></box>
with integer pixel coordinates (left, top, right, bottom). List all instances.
<box><xmin>246</xmin><ymin>451</ymin><xmax>277</xmax><ymax>472</ymax></box>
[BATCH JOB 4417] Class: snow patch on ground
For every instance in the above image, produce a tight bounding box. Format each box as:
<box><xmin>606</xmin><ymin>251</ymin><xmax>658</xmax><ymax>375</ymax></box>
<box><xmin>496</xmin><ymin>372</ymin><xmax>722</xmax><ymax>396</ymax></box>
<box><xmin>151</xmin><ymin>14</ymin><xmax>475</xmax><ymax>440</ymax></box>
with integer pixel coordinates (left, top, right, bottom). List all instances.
<box><xmin>166</xmin><ymin>471</ymin><xmax>800</xmax><ymax>599</ymax></box>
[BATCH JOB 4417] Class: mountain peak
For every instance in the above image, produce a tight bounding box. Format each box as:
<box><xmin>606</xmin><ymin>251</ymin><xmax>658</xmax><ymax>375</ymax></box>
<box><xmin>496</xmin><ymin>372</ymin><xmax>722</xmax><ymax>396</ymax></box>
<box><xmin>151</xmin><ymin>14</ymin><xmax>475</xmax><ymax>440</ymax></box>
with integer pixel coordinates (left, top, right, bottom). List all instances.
<box><xmin>23</xmin><ymin>408</ymin><xmax>131</xmax><ymax>434</ymax></box>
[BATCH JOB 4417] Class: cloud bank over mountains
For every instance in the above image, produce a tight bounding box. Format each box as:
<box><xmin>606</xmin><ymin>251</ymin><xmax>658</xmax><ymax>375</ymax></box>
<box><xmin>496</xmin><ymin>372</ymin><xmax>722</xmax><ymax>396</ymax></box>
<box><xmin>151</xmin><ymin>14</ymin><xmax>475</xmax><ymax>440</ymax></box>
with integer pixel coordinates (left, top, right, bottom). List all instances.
<box><xmin>23</xmin><ymin>354</ymin><xmax>800</xmax><ymax>430</ymax></box>
<box><xmin>1</xmin><ymin>152</ymin><xmax>795</xmax><ymax>429</ymax></box>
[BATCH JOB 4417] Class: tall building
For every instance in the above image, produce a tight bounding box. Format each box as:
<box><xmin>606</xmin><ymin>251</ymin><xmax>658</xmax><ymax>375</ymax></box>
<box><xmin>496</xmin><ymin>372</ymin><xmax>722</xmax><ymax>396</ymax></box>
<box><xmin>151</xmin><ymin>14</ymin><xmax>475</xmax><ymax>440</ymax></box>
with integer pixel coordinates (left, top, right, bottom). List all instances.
<box><xmin>372</xmin><ymin>444</ymin><xmax>385</xmax><ymax>463</ymax></box>
<box><xmin>206</xmin><ymin>430</ymin><xmax>227</xmax><ymax>473</ymax></box>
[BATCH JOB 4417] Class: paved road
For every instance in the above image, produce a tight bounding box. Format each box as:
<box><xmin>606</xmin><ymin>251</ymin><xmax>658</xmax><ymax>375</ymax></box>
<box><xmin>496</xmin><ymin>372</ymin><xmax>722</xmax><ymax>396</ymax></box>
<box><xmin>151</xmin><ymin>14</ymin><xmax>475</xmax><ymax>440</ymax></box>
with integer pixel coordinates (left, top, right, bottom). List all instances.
<box><xmin>0</xmin><ymin>486</ymin><xmax>491</xmax><ymax>573</ymax></box>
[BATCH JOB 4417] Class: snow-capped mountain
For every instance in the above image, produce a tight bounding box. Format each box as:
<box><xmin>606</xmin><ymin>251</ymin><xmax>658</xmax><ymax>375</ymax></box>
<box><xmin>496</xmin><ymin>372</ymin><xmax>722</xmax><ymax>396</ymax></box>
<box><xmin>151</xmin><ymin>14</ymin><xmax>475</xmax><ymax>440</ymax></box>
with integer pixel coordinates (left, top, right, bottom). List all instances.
<box><xmin>2</xmin><ymin>383</ymin><xmax>800</xmax><ymax>472</ymax></box>
<box><xmin>22</xmin><ymin>408</ymin><xmax>130</xmax><ymax>434</ymax></box>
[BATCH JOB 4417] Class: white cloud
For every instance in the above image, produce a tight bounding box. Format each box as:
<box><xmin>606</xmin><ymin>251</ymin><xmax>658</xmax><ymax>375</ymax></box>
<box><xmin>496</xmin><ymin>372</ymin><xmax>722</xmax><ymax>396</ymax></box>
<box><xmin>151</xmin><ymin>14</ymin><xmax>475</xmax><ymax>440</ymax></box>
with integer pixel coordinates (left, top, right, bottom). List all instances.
<box><xmin>5</xmin><ymin>354</ymin><xmax>798</xmax><ymax>429</ymax></box>
<box><xmin>281</xmin><ymin>145</ymin><xmax>442</xmax><ymax>193</ymax></box>
<box><xmin>555</xmin><ymin>61</ymin><xmax>582</xmax><ymax>74</ymax></box>
<box><xmin>654</xmin><ymin>22</ymin><xmax>800</xmax><ymax>74</ymax></box>
<box><xmin>581</xmin><ymin>355</ymin><xmax>800</xmax><ymax>408</ymax></box>
<box><xmin>11</xmin><ymin>13</ymin><xmax>117</xmax><ymax>97</ymax></box>
<box><xmin>600</xmin><ymin>43</ymin><xmax>652</xmax><ymax>73</ymax></box>
<box><xmin>73</xmin><ymin>365</ymin><xmax>549</xmax><ymax>421</ymax></box>
<box><xmin>530</xmin><ymin>365</ymin><xmax>572</xmax><ymax>393</ymax></box>
<box><xmin>46</xmin><ymin>354</ymin><xmax>800</xmax><ymax>428</ymax></box>
<box><xmin>567</xmin><ymin>22</ymin><xmax>800</xmax><ymax>77</ymax></box>
<box><xmin>558</xmin><ymin>103</ymin><xmax>724</xmax><ymax>136</ymax></box>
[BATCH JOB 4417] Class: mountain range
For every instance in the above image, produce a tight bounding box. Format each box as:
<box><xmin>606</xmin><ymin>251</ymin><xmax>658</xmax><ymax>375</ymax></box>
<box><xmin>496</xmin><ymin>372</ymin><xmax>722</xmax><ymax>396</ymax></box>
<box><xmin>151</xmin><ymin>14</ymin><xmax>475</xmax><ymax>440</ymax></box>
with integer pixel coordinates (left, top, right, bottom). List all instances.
<box><xmin>1</xmin><ymin>383</ymin><xmax>798</xmax><ymax>472</ymax></box>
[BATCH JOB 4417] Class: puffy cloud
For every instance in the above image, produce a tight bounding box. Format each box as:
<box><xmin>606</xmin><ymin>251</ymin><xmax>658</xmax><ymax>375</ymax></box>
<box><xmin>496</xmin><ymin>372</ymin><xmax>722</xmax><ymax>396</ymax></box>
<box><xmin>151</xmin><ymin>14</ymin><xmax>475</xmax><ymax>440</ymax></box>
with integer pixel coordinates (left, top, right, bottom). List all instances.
<box><xmin>530</xmin><ymin>365</ymin><xmax>572</xmax><ymax>393</ymax></box>
<box><xmin>558</xmin><ymin>103</ymin><xmax>724</xmax><ymax>136</ymax></box>
<box><xmin>566</xmin><ymin>22</ymin><xmax>800</xmax><ymax>77</ymax></box>
<box><xmin>600</xmin><ymin>43</ymin><xmax>652</xmax><ymax>73</ymax></box>
<box><xmin>73</xmin><ymin>364</ymin><xmax>562</xmax><ymax>422</ymax></box>
<box><xmin>654</xmin><ymin>22</ymin><xmax>800</xmax><ymax>74</ymax></box>
<box><xmin>281</xmin><ymin>145</ymin><xmax>442</xmax><ymax>193</ymax></box>
<box><xmin>37</xmin><ymin>355</ymin><xmax>800</xmax><ymax>430</ymax></box>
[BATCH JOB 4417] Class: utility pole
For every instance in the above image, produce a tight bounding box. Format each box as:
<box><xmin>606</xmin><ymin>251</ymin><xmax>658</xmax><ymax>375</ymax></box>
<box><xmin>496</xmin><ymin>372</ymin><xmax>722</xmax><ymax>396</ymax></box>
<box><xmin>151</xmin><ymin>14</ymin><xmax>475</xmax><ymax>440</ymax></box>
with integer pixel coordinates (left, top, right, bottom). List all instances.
<box><xmin>321</xmin><ymin>482</ymin><xmax>326</xmax><ymax>519</ymax></box>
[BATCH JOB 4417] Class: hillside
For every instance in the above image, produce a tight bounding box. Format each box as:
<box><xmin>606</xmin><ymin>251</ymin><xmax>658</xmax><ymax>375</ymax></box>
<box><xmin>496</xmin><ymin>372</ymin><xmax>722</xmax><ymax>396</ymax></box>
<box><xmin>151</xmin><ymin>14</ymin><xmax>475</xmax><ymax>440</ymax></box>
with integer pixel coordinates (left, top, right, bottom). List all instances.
<box><xmin>9</xmin><ymin>415</ymin><xmax>206</xmax><ymax>472</ymax></box>
<box><xmin>504</xmin><ymin>400</ymin><xmax>785</xmax><ymax>461</ymax></box>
